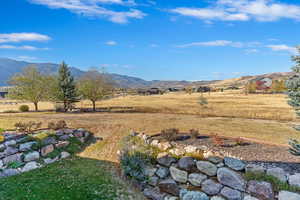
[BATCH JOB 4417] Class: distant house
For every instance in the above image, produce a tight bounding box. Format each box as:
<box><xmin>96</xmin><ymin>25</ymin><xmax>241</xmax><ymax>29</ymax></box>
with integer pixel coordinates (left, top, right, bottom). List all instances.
<box><xmin>0</xmin><ymin>87</ymin><xmax>10</xmax><ymax>98</ymax></box>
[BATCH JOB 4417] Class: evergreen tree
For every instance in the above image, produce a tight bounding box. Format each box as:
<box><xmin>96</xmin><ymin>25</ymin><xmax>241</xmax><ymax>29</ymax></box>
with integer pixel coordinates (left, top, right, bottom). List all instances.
<box><xmin>56</xmin><ymin>62</ymin><xmax>79</xmax><ymax>112</ymax></box>
<box><xmin>286</xmin><ymin>46</ymin><xmax>300</xmax><ymax>156</ymax></box>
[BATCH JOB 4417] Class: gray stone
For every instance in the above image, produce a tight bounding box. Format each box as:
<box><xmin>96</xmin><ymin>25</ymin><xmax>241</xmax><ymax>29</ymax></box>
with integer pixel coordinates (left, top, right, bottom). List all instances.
<box><xmin>2</xmin><ymin>153</ymin><xmax>22</xmax><ymax>165</ymax></box>
<box><xmin>278</xmin><ymin>191</ymin><xmax>300</xmax><ymax>200</ymax></box>
<box><xmin>243</xmin><ymin>195</ymin><xmax>259</xmax><ymax>200</ymax></box>
<box><xmin>0</xmin><ymin>144</ymin><xmax>6</xmax><ymax>151</ymax></box>
<box><xmin>157</xmin><ymin>152</ymin><xmax>176</xmax><ymax>167</ymax></box>
<box><xmin>4</xmin><ymin>146</ymin><xmax>18</xmax><ymax>156</ymax></box>
<box><xmin>144</xmin><ymin>166</ymin><xmax>157</xmax><ymax>177</ymax></box>
<box><xmin>211</xmin><ymin>197</ymin><xmax>226</xmax><ymax>200</ymax></box>
<box><xmin>220</xmin><ymin>187</ymin><xmax>242</xmax><ymax>200</ymax></box>
<box><xmin>4</xmin><ymin>140</ymin><xmax>16</xmax><ymax>147</ymax></box>
<box><xmin>217</xmin><ymin>168</ymin><xmax>246</xmax><ymax>191</ymax></box>
<box><xmin>60</xmin><ymin>151</ymin><xmax>70</xmax><ymax>159</ymax></box>
<box><xmin>217</xmin><ymin>163</ymin><xmax>224</xmax><ymax>168</ymax></box>
<box><xmin>288</xmin><ymin>173</ymin><xmax>300</xmax><ymax>187</ymax></box>
<box><xmin>41</xmin><ymin>144</ymin><xmax>54</xmax><ymax>156</ymax></box>
<box><xmin>55</xmin><ymin>130</ymin><xmax>64</xmax><ymax>136</ymax></box>
<box><xmin>188</xmin><ymin>173</ymin><xmax>207</xmax><ymax>186</ymax></box>
<box><xmin>55</xmin><ymin>141</ymin><xmax>70</xmax><ymax>148</ymax></box>
<box><xmin>44</xmin><ymin>157</ymin><xmax>58</xmax><ymax>164</ymax></box>
<box><xmin>0</xmin><ymin>159</ymin><xmax>3</xmax><ymax>168</ymax></box>
<box><xmin>1</xmin><ymin>168</ymin><xmax>20</xmax><ymax>177</ymax></box>
<box><xmin>164</xmin><ymin>196</ymin><xmax>179</xmax><ymax>200</ymax></box>
<box><xmin>42</xmin><ymin>137</ymin><xmax>57</xmax><ymax>145</ymax></box>
<box><xmin>149</xmin><ymin>176</ymin><xmax>159</xmax><ymax>186</ymax></box>
<box><xmin>143</xmin><ymin>187</ymin><xmax>166</xmax><ymax>200</ymax></box>
<box><xmin>266</xmin><ymin>168</ymin><xmax>287</xmax><ymax>183</ymax></box>
<box><xmin>207</xmin><ymin>156</ymin><xmax>223</xmax><ymax>164</ymax></box>
<box><xmin>247</xmin><ymin>180</ymin><xmax>274</xmax><ymax>200</ymax></box>
<box><xmin>178</xmin><ymin>157</ymin><xmax>196</xmax><ymax>172</ymax></box>
<box><xmin>180</xmin><ymin>189</ymin><xmax>209</xmax><ymax>200</ymax></box>
<box><xmin>22</xmin><ymin>161</ymin><xmax>40</xmax><ymax>172</ymax></box>
<box><xmin>19</xmin><ymin>141</ymin><xmax>37</xmax><ymax>152</ymax></box>
<box><xmin>245</xmin><ymin>164</ymin><xmax>265</xmax><ymax>174</ymax></box>
<box><xmin>24</xmin><ymin>151</ymin><xmax>40</xmax><ymax>162</ymax></box>
<box><xmin>224</xmin><ymin>157</ymin><xmax>246</xmax><ymax>171</ymax></box>
<box><xmin>59</xmin><ymin>134</ymin><xmax>70</xmax><ymax>141</ymax></box>
<box><xmin>170</xmin><ymin>166</ymin><xmax>188</xmax><ymax>183</ymax></box>
<box><xmin>158</xmin><ymin>179</ymin><xmax>180</xmax><ymax>196</ymax></box>
<box><xmin>196</xmin><ymin>161</ymin><xmax>217</xmax><ymax>176</ymax></box>
<box><xmin>156</xmin><ymin>166</ymin><xmax>169</xmax><ymax>179</ymax></box>
<box><xmin>201</xmin><ymin>179</ymin><xmax>223</xmax><ymax>195</ymax></box>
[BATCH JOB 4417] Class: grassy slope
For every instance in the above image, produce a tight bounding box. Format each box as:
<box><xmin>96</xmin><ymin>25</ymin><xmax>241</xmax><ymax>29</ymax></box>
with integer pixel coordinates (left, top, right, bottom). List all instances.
<box><xmin>0</xmin><ymin>157</ymin><xmax>143</xmax><ymax>200</ymax></box>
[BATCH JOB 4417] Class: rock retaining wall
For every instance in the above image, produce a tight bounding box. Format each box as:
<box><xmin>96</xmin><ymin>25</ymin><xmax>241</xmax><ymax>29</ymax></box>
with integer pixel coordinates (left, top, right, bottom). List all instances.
<box><xmin>123</xmin><ymin>133</ymin><xmax>300</xmax><ymax>200</ymax></box>
<box><xmin>0</xmin><ymin>128</ymin><xmax>91</xmax><ymax>177</ymax></box>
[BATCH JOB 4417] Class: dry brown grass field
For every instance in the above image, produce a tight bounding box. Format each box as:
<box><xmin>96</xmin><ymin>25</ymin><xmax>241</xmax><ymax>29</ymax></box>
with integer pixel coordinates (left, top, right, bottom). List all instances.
<box><xmin>0</xmin><ymin>90</ymin><xmax>299</xmax><ymax>163</ymax></box>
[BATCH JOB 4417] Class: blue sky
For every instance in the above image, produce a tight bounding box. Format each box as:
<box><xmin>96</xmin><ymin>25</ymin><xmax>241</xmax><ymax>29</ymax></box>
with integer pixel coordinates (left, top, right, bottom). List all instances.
<box><xmin>1</xmin><ymin>0</ymin><xmax>300</xmax><ymax>80</ymax></box>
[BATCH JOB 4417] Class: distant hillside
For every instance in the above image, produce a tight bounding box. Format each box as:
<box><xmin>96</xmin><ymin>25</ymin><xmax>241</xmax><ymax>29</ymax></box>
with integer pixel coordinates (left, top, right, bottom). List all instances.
<box><xmin>0</xmin><ymin>58</ymin><xmax>294</xmax><ymax>88</ymax></box>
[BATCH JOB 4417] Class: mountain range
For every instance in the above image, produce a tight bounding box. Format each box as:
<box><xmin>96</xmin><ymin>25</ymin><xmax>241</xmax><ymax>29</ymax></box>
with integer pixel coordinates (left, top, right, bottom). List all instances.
<box><xmin>0</xmin><ymin>58</ymin><xmax>293</xmax><ymax>88</ymax></box>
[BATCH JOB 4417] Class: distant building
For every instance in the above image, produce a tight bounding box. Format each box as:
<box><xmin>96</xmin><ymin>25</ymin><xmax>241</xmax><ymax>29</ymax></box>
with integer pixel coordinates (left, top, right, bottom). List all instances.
<box><xmin>0</xmin><ymin>87</ymin><xmax>11</xmax><ymax>98</ymax></box>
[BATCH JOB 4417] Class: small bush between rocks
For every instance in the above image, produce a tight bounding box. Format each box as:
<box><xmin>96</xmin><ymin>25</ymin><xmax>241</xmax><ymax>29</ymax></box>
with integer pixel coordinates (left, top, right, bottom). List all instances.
<box><xmin>19</xmin><ymin>105</ymin><xmax>29</xmax><ymax>112</ymax></box>
<box><xmin>189</xmin><ymin>129</ymin><xmax>199</xmax><ymax>139</ymax></box>
<box><xmin>48</xmin><ymin>120</ymin><xmax>67</xmax><ymax>130</ymax></box>
<box><xmin>245</xmin><ymin>172</ymin><xmax>300</xmax><ymax>193</ymax></box>
<box><xmin>15</xmin><ymin>121</ymin><xmax>42</xmax><ymax>133</ymax></box>
<box><xmin>64</xmin><ymin>137</ymin><xmax>83</xmax><ymax>154</ymax></box>
<box><xmin>7</xmin><ymin>161</ymin><xmax>24</xmax><ymax>169</ymax></box>
<box><xmin>161</xmin><ymin>128</ymin><xmax>179</xmax><ymax>141</ymax></box>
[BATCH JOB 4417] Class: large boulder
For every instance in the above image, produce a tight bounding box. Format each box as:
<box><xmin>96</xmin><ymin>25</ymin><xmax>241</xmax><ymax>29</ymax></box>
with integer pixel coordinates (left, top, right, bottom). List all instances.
<box><xmin>201</xmin><ymin>179</ymin><xmax>223</xmax><ymax>195</ymax></box>
<box><xmin>196</xmin><ymin>161</ymin><xmax>217</xmax><ymax>176</ymax></box>
<box><xmin>22</xmin><ymin>161</ymin><xmax>40</xmax><ymax>172</ymax></box>
<box><xmin>180</xmin><ymin>189</ymin><xmax>209</xmax><ymax>200</ymax></box>
<box><xmin>278</xmin><ymin>191</ymin><xmax>300</xmax><ymax>200</ymax></box>
<box><xmin>288</xmin><ymin>174</ymin><xmax>300</xmax><ymax>187</ymax></box>
<box><xmin>41</xmin><ymin>144</ymin><xmax>54</xmax><ymax>157</ymax></box>
<box><xmin>188</xmin><ymin>173</ymin><xmax>207</xmax><ymax>186</ymax></box>
<box><xmin>245</xmin><ymin>164</ymin><xmax>265</xmax><ymax>174</ymax></box>
<box><xmin>178</xmin><ymin>157</ymin><xmax>196</xmax><ymax>172</ymax></box>
<box><xmin>143</xmin><ymin>187</ymin><xmax>166</xmax><ymax>200</ymax></box>
<box><xmin>157</xmin><ymin>152</ymin><xmax>176</xmax><ymax>167</ymax></box>
<box><xmin>224</xmin><ymin>157</ymin><xmax>246</xmax><ymax>171</ymax></box>
<box><xmin>170</xmin><ymin>166</ymin><xmax>188</xmax><ymax>183</ymax></box>
<box><xmin>158</xmin><ymin>179</ymin><xmax>180</xmax><ymax>196</ymax></box>
<box><xmin>246</xmin><ymin>180</ymin><xmax>274</xmax><ymax>200</ymax></box>
<box><xmin>19</xmin><ymin>141</ymin><xmax>37</xmax><ymax>152</ymax></box>
<box><xmin>24</xmin><ymin>151</ymin><xmax>40</xmax><ymax>162</ymax></box>
<box><xmin>217</xmin><ymin>168</ymin><xmax>246</xmax><ymax>191</ymax></box>
<box><xmin>220</xmin><ymin>187</ymin><xmax>242</xmax><ymax>200</ymax></box>
<box><xmin>156</xmin><ymin>166</ymin><xmax>169</xmax><ymax>179</ymax></box>
<box><xmin>266</xmin><ymin>168</ymin><xmax>287</xmax><ymax>183</ymax></box>
<box><xmin>2</xmin><ymin>153</ymin><xmax>22</xmax><ymax>165</ymax></box>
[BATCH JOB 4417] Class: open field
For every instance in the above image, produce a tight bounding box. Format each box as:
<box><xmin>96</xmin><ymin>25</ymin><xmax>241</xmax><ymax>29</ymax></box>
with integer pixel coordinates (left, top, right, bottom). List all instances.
<box><xmin>0</xmin><ymin>91</ymin><xmax>299</xmax><ymax>199</ymax></box>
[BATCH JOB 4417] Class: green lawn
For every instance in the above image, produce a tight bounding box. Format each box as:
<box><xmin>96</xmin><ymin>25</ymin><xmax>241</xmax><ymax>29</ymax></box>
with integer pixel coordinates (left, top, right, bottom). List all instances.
<box><xmin>0</xmin><ymin>157</ymin><xmax>142</xmax><ymax>200</ymax></box>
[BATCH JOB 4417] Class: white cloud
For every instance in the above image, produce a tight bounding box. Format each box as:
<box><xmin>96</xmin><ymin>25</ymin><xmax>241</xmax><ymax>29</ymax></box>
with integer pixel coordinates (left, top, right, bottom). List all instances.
<box><xmin>105</xmin><ymin>40</ymin><xmax>117</xmax><ymax>45</ymax></box>
<box><xmin>0</xmin><ymin>45</ymin><xmax>49</xmax><ymax>50</ymax></box>
<box><xmin>0</xmin><ymin>33</ymin><xmax>50</xmax><ymax>43</ymax></box>
<box><xmin>170</xmin><ymin>0</ymin><xmax>300</xmax><ymax>22</ymax></box>
<box><xmin>266</xmin><ymin>44</ymin><xmax>297</xmax><ymax>54</ymax></box>
<box><xmin>15</xmin><ymin>56</ymin><xmax>38</xmax><ymax>61</ymax></box>
<box><xmin>29</xmin><ymin>0</ymin><xmax>146</xmax><ymax>23</ymax></box>
<box><xmin>176</xmin><ymin>40</ymin><xmax>243</xmax><ymax>48</ymax></box>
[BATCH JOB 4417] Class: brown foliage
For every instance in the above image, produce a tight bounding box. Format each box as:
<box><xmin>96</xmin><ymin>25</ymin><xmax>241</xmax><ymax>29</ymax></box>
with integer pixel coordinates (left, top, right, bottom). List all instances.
<box><xmin>161</xmin><ymin>128</ymin><xmax>179</xmax><ymax>141</ymax></box>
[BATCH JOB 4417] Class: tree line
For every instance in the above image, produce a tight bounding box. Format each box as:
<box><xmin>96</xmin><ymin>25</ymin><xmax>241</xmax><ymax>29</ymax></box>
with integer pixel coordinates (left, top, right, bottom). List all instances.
<box><xmin>8</xmin><ymin>62</ymin><xmax>114</xmax><ymax>112</ymax></box>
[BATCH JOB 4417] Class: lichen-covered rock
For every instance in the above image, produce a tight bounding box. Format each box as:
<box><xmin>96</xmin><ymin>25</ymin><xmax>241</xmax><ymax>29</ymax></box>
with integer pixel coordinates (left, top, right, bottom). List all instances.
<box><xmin>288</xmin><ymin>174</ymin><xmax>300</xmax><ymax>187</ymax></box>
<box><xmin>24</xmin><ymin>151</ymin><xmax>40</xmax><ymax>162</ymax></box>
<box><xmin>19</xmin><ymin>141</ymin><xmax>37</xmax><ymax>152</ymax></box>
<box><xmin>188</xmin><ymin>173</ymin><xmax>207</xmax><ymax>186</ymax></box>
<box><xmin>157</xmin><ymin>152</ymin><xmax>176</xmax><ymax>167</ymax></box>
<box><xmin>207</xmin><ymin>156</ymin><xmax>223</xmax><ymax>164</ymax></box>
<box><xmin>278</xmin><ymin>191</ymin><xmax>300</xmax><ymax>200</ymax></box>
<box><xmin>266</xmin><ymin>168</ymin><xmax>287</xmax><ymax>183</ymax></box>
<box><xmin>178</xmin><ymin>157</ymin><xmax>196</xmax><ymax>172</ymax></box>
<box><xmin>143</xmin><ymin>187</ymin><xmax>166</xmax><ymax>200</ymax></box>
<box><xmin>170</xmin><ymin>166</ymin><xmax>188</xmax><ymax>183</ymax></box>
<box><xmin>201</xmin><ymin>179</ymin><xmax>223</xmax><ymax>195</ymax></box>
<box><xmin>156</xmin><ymin>166</ymin><xmax>169</xmax><ymax>179</ymax></box>
<box><xmin>220</xmin><ymin>187</ymin><xmax>242</xmax><ymax>200</ymax></box>
<box><xmin>224</xmin><ymin>157</ymin><xmax>246</xmax><ymax>171</ymax></box>
<box><xmin>2</xmin><ymin>153</ymin><xmax>22</xmax><ymax>165</ymax></box>
<box><xmin>196</xmin><ymin>161</ymin><xmax>217</xmax><ymax>176</ymax></box>
<box><xmin>180</xmin><ymin>189</ymin><xmax>209</xmax><ymax>200</ymax></box>
<box><xmin>158</xmin><ymin>179</ymin><xmax>180</xmax><ymax>196</ymax></box>
<box><xmin>41</xmin><ymin>144</ymin><xmax>54</xmax><ymax>156</ymax></box>
<box><xmin>247</xmin><ymin>180</ymin><xmax>274</xmax><ymax>200</ymax></box>
<box><xmin>22</xmin><ymin>161</ymin><xmax>40</xmax><ymax>172</ymax></box>
<box><xmin>217</xmin><ymin>168</ymin><xmax>246</xmax><ymax>191</ymax></box>
<box><xmin>245</xmin><ymin>164</ymin><xmax>265</xmax><ymax>174</ymax></box>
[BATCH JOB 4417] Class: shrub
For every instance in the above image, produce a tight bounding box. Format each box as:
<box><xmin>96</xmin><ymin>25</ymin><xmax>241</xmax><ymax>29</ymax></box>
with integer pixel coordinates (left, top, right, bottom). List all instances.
<box><xmin>198</xmin><ymin>96</ymin><xmax>208</xmax><ymax>107</ymax></box>
<box><xmin>19</xmin><ymin>105</ymin><xmax>29</xmax><ymax>112</ymax></box>
<box><xmin>54</xmin><ymin>103</ymin><xmax>65</xmax><ymax>112</ymax></box>
<box><xmin>189</xmin><ymin>129</ymin><xmax>199</xmax><ymax>139</ymax></box>
<box><xmin>15</xmin><ymin>121</ymin><xmax>42</xmax><ymax>133</ymax></box>
<box><xmin>161</xmin><ymin>128</ymin><xmax>179</xmax><ymax>141</ymax></box>
<box><xmin>211</xmin><ymin>133</ymin><xmax>224</xmax><ymax>146</ymax></box>
<box><xmin>48</xmin><ymin>120</ymin><xmax>67</xmax><ymax>130</ymax></box>
<box><xmin>7</xmin><ymin>161</ymin><xmax>24</xmax><ymax>169</ymax></box>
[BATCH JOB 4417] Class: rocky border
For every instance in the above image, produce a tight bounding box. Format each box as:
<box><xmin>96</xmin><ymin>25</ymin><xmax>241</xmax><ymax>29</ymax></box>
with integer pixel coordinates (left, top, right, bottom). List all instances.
<box><xmin>122</xmin><ymin>132</ymin><xmax>300</xmax><ymax>200</ymax></box>
<box><xmin>0</xmin><ymin>128</ymin><xmax>91</xmax><ymax>177</ymax></box>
